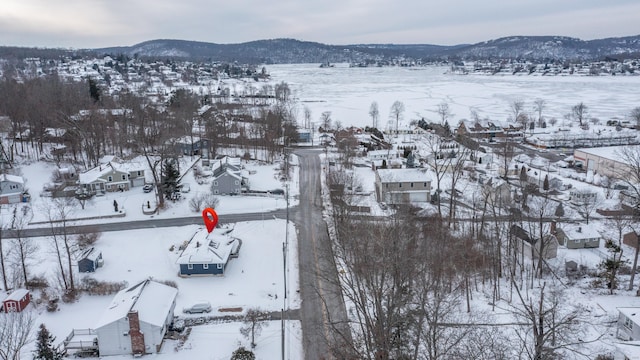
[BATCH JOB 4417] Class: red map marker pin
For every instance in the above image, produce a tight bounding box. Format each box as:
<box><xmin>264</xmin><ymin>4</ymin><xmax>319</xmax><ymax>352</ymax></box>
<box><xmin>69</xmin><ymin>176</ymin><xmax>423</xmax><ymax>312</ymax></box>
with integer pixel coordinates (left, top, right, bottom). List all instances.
<box><xmin>202</xmin><ymin>208</ymin><xmax>219</xmax><ymax>233</ymax></box>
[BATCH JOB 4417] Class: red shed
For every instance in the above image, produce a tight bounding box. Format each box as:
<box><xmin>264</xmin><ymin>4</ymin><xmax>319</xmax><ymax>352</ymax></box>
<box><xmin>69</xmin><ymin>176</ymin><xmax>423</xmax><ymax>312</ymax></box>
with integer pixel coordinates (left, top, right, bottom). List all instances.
<box><xmin>2</xmin><ymin>289</ymin><xmax>30</xmax><ymax>313</ymax></box>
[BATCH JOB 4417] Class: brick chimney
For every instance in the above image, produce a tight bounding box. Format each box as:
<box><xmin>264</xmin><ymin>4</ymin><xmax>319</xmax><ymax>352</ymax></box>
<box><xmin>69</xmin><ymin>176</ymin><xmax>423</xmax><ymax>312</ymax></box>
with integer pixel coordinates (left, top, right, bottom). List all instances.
<box><xmin>550</xmin><ymin>220</ymin><xmax>557</xmax><ymax>235</ymax></box>
<box><xmin>128</xmin><ymin>310</ymin><xmax>145</xmax><ymax>355</ymax></box>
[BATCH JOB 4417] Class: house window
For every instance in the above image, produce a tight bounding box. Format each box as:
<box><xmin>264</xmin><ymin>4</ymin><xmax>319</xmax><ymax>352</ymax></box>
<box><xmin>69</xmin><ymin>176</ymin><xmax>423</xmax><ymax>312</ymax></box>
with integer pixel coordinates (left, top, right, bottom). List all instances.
<box><xmin>399</xmin><ymin>183</ymin><xmax>402</xmax><ymax>188</ymax></box>
<box><xmin>108</xmin><ymin>176</ymin><xmax>113</xmax><ymax>182</ymax></box>
<box><xmin>235</xmin><ymin>180</ymin><xmax>239</xmax><ymax>185</ymax></box>
<box><xmin>203</xmin><ymin>264</ymin><xmax>209</xmax><ymax>269</ymax></box>
<box><xmin>187</xmin><ymin>264</ymin><xmax>193</xmax><ymax>270</ymax></box>
<box><xmin>121</xmin><ymin>175</ymin><xmax>126</xmax><ymax>180</ymax></box>
<box><xmin>137</xmin><ymin>171</ymin><xmax>141</xmax><ymax>176</ymax></box>
<box><xmin>217</xmin><ymin>264</ymin><xmax>223</xmax><ymax>269</ymax></box>
<box><xmin>625</xmin><ymin>316</ymin><xmax>634</xmax><ymax>329</ymax></box>
<box><xmin>214</xmin><ymin>190</ymin><xmax>219</xmax><ymax>194</ymax></box>
<box><xmin>411</xmin><ymin>183</ymin><xmax>414</xmax><ymax>188</ymax></box>
<box><xmin>213</xmin><ymin>181</ymin><xmax>218</xmax><ymax>186</ymax></box>
<box><xmin>424</xmin><ymin>182</ymin><xmax>427</xmax><ymax>187</ymax></box>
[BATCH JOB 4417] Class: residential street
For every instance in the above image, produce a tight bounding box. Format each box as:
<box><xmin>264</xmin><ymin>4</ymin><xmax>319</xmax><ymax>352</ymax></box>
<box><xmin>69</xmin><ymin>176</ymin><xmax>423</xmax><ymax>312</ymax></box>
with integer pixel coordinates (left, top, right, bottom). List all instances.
<box><xmin>293</xmin><ymin>149</ymin><xmax>352</xmax><ymax>360</ymax></box>
<box><xmin>1</xmin><ymin>209</ymin><xmax>289</xmax><ymax>238</ymax></box>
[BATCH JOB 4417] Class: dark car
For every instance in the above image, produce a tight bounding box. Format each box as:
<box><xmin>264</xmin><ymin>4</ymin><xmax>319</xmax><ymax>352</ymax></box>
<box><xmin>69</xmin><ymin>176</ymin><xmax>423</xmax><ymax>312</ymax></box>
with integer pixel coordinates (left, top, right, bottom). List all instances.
<box><xmin>270</xmin><ymin>189</ymin><xmax>285</xmax><ymax>195</ymax></box>
<box><xmin>143</xmin><ymin>184</ymin><xmax>153</xmax><ymax>193</ymax></box>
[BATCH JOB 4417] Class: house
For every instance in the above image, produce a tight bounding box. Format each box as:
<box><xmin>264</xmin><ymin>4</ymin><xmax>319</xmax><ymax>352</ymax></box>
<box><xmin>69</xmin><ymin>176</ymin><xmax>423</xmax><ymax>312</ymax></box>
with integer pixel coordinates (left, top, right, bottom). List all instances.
<box><xmin>2</xmin><ymin>289</ymin><xmax>30</xmax><ymax>313</ymax></box>
<box><xmin>510</xmin><ymin>225</ymin><xmax>558</xmax><ymax>260</ymax></box>
<box><xmin>176</xmin><ymin>228</ymin><xmax>241</xmax><ymax>276</ymax></box>
<box><xmin>211</xmin><ymin>169</ymin><xmax>243</xmax><ymax>195</ymax></box>
<box><xmin>78</xmin><ymin>161</ymin><xmax>146</xmax><ymax>194</ymax></box>
<box><xmin>624</xmin><ymin>231</ymin><xmax>639</xmax><ymax>249</ymax></box>
<box><xmin>95</xmin><ymin>279</ymin><xmax>178</xmax><ymax>356</ymax></box>
<box><xmin>375</xmin><ymin>168</ymin><xmax>431</xmax><ymax>205</ymax></box>
<box><xmin>617</xmin><ymin>307</ymin><xmax>640</xmax><ymax>341</ymax></box>
<box><xmin>555</xmin><ymin>223</ymin><xmax>601</xmax><ymax>249</ymax></box>
<box><xmin>173</xmin><ymin>136</ymin><xmax>211</xmax><ymax>157</ymax></box>
<box><xmin>0</xmin><ymin>174</ymin><xmax>27</xmax><ymax>204</ymax></box>
<box><xmin>78</xmin><ymin>247</ymin><xmax>104</xmax><ymax>273</ymax></box>
<box><xmin>482</xmin><ymin>177</ymin><xmax>512</xmax><ymax>205</ymax></box>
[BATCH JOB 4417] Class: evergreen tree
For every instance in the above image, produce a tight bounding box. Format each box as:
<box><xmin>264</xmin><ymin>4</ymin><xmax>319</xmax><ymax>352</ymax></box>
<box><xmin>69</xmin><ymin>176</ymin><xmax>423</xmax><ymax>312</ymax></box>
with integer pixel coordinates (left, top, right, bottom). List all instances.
<box><xmin>543</xmin><ymin>174</ymin><xmax>550</xmax><ymax>191</ymax></box>
<box><xmin>161</xmin><ymin>158</ymin><xmax>181</xmax><ymax>197</ymax></box>
<box><xmin>555</xmin><ymin>202</ymin><xmax>565</xmax><ymax>218</ymax></box>
<box><xmin>406</xmin><ymin>152</ymin><xmax>415</xmax><ymax>168</ymax></box>
<box><xmin>230</xmin><ymin>346</ymin><xmax>255</xmax><ymax>360</ymax></box>
<box><xmin>34</xmin><ymin>323</ymin><xmax>63</xmax><ymax>360</ymax></box>
<box><xmin>88</xmin><ymin>78</ymin><xmax>100</xmax><ymax>103</ymax></box>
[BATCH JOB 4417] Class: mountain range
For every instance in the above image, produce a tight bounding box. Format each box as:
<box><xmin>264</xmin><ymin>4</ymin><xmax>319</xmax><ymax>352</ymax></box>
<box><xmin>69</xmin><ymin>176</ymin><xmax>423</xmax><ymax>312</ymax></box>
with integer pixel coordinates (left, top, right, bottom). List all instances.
<box><xmin>93</xmin><ymin>35</ymin><xmax>640</xmax><ymax>63</ymax></box>
<box><xmin>2</xmin><ymin>35</ymin><xmax>640</xmax><ymax>64</ymax></box>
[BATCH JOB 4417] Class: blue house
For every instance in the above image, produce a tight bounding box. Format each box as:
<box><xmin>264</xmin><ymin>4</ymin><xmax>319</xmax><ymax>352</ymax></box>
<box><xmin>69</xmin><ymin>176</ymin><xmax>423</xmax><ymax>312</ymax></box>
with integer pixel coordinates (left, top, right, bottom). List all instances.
<box><xmin>176</xmin><ymin>228</ymin><xmax>241</xmax><ymax>276</ymax></box>
<box><xmin>77</xmin><ymin>247</ymin><xmax>103</xmax><ymax>273</ymax></box>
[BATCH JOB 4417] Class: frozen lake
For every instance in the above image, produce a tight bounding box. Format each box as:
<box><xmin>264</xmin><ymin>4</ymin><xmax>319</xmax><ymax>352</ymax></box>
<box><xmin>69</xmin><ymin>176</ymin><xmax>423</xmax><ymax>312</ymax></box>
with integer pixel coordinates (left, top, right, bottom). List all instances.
<box><xmin>266</xmin><ymin>63</ymin><xmax>640</xmax><ymax>129</ymax></box>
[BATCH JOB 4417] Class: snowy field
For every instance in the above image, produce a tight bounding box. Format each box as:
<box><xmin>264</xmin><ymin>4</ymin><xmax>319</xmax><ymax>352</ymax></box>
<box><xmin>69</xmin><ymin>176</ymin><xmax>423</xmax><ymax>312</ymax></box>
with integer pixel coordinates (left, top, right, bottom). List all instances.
<box><xmin>267</xmin><ymin>63</ymin><xmax>640</xmax><ymax>130</ymax></box>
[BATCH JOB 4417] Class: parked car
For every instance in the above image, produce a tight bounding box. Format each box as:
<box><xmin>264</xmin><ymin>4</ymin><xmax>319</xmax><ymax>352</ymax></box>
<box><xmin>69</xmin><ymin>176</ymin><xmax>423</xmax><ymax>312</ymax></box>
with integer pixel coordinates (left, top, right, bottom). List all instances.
<box><xmin>143</xmin><ymin>184</ymin><xmax>153</xmax><ymax>193</ymax></box>
<box><xmin>270</xmin><ymin>189</ymin><xmax>285</xmax><ymax>195</ymax></box>
<box><xmin>180</xmin><ymin>183</ymin><xmax>191</xmax><ymax>193</ymax></box>
<box><xmin>183</xmin><ymin>302</ymin><xmax>212</xmax><ymax>314</ymax></box>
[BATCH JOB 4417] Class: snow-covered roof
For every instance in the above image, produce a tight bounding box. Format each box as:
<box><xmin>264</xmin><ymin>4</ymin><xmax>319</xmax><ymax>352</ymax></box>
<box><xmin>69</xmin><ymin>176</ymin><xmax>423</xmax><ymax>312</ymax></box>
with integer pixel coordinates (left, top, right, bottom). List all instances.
<box><xmin>79</xmin><ymin>247</ymin><xmax>101</xmax><ymax>261</ymax></box>
<box><xmin>0</xmin><ymin>174</ymin><xmax>24</xmax><ymax>184</ymax></box>
<box><xmin>377</xmin><ymin>168</ymin><xmax>431</xmax><ymax>183</ymax></box>
<box><xmin>614</xmin><ymin>341</ymin><xmax>640</xmax><ymax>359</ymax></box>
<box><xmin>561</xmin><ymin>223</ymin><xmax>601</xmax><ymax>240</ymax></box>
<box><xmin>176</xmin><ymin>228</ymin><xmax>239</xmax><ymax>265</ymax></box>
<box><xmin>95</xmin><ymin>279</ymin><xmax>178</xmax><ymax>329</ymax></box>
<box><xmin>576</xmin><ymin>145</ymin><xmax>639</xmax><ymax>164</ymax></box>
<box><xmin>5</xmin><ymin>288</ymin><xmax>29</xmax><ymax>301</ymax></box>
<box><xmin>213</xmin><ymin>168</ymin><xmax>243</xmax><ymax>181</ymax></box>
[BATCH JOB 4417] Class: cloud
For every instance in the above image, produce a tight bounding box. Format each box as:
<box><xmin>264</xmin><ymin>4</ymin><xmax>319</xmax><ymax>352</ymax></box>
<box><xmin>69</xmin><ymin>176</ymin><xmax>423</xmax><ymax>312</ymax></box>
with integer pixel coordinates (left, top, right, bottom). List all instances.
<box><xmin>0</xmin><ymin>0</ymin><xmax>639</xmax><ymax>48</ymax></box>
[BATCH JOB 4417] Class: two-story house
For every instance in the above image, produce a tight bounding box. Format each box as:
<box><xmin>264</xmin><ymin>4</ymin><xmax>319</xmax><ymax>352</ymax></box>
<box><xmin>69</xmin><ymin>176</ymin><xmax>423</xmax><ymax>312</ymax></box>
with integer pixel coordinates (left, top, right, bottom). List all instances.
<box><xmin>375</xmin><ymin>168</ymin><xmax>431</xmax><ymax>205</ymax></box>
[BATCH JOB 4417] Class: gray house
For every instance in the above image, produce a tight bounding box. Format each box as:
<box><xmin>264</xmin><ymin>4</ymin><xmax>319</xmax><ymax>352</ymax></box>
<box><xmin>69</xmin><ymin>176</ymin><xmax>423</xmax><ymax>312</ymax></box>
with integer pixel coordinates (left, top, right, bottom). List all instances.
<box><xmin>556</xmin><ymin>223</ymin><xmax>601</xmax><ymax>249</ymax></box>
<box><xmin>510</xmin><ymin>225</ymin><xmax>558</xmax><ymax>260</ymax></box>
<box><xmin>95</xmin><ymin>279</ymin><xmax>178</xmax><ymax>356</ymax></box>
<box><xmin>78</xmin><ymin>161</ymin><xmax>145</xmax><ymax>194</ymax></box>
<box><xmin>174</xmin><ymin>136</ymin><xmax>210</xmax><ymax>157</ymax></box>
<box><xmin>211</xmin><ymin>169</ymin><xmax>243</xmax><ymax>195</ymax></box>
<box><xmin>77</xmin><ymin>247</ymin><xmax>103</xmax><ymax>273</ymax></box>
<box><xmin>375</xmin><ymin>168</ymin><xmax>431</xmax><ymax>205</ymax></box>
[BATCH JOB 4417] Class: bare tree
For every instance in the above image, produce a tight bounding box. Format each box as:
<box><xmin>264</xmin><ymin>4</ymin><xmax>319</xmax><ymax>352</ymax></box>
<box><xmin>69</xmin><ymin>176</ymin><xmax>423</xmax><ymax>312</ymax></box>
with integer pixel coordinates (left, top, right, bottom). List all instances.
<box><xmin>303</xmin><ymin>106</ymin><xmax>312</xmax><ymax>129</ymax></box>
<box><xmin>510</xmin><ymin>99</ymin><xmax>525</xmax><ymax>125</ymax></box>
<box><xmin>571</xmin><ymin>102</ymin><xmax>588</xmax><ymax>126</ymax></box>
<box><xmin>320</xmin><ymin>111</ymin><xmax>332</xmax><ymax>131</ymax></box>
<box><xmin>533</xmin><ymin>99</ymin><xmax>546</xmax><ymax>127</ymax></box>
<box><xmin>0</xmin><ymin>311</ymin><xmax>36</xmax><ymax>360</ymax></box>
<box><xmin>572</xmin><ymin>190</ymin><xmax>601</xmax><ymax>224</ymax></box>
<box><xmin>512</xmin><ymin>279</ymin><xmax>598</xmax><ymax>360</ymax></box>
<box><xmin>9</xmin><ymin>206</ymin><xmax>36</xmax><ymax>288</ymax></box>
<box><xmin>41</xmin><ymin>198</ymin><xmax>78</xmax><ymax>292</ymax></box>
<box><xmin>389</xmin><ymin>101</ymin><xmax>405</xmax><ymax>136</ymax></box>
<box><xmin>369</xmin><ymin>101</ymin><xmax>379</xmax><ymax>129</ymax></box>
<box><xmin>0</xmin><ymin>213</ymin><xmax>7</xmax><ymax>291</ymax></box>
<box><xmin>630</xmin><ymin>107</ymin><xmax>640</xmax><ymax>128</ymax></box>
<box><xmin>437</xmin><ymin>102</ymin><xmax>453</xmax><ymax>126</ymax></box>
<box><xmin>239</xmin><ymin>308</ymin><xmax>270</xmax><ymax>349</ymax></box>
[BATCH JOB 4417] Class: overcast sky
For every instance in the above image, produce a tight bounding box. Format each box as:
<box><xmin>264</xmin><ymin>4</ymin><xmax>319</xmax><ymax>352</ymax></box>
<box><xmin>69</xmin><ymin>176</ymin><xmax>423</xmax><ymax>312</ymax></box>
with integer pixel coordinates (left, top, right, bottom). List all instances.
<box><xmin>2</xmin><ymin>0</ymin><xmax>639</xmax><ymax>49</ymax></box>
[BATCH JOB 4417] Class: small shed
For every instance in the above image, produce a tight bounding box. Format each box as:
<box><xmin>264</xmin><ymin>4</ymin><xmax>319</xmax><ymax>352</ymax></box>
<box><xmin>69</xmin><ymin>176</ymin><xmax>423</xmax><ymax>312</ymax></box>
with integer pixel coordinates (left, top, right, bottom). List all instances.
<box><xmin>3</xmin><ymin>289</ymin><xmax>30</xmax><ymax>313</ymax></box>
<box><xmin>78</xmin><ymin>247</ymin><xmax>103</xmax><ymax>273</ymax></box>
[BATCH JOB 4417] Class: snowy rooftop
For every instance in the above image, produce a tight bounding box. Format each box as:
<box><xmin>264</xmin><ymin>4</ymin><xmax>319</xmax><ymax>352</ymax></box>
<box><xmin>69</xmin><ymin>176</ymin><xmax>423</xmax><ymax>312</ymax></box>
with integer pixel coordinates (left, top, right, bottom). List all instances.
<box><xmin>561</xmin><ymin>223</ymin><xmax>602</xmax><ymax>239</ymax></box>
<box><xmin>576</xmin><ymin>145</ymin><xmax>640</xmax><ymax>164</ymax></box>
<box><xmin>5</xmin><ymin>288</ymin><xmax>29</xmax><ymax>301</ymax></box>
<box><xmin>0</xmin><ymin>174</ymin><xmax>24</xmax><ymax>184</ymax></box>
<box><xmin>176</xmin><ymin>228</ymin><xmax>238</xmax><ymax>265</ymax></box>
<box><xmin>95</xmin><ymin>279</ymin><xmax>178</xmax><ymax>329</ymax></box>
<box><xmin>377</xmin><ymin>168</ymin><xmax>431</xmax><ymax>183</ymax></box>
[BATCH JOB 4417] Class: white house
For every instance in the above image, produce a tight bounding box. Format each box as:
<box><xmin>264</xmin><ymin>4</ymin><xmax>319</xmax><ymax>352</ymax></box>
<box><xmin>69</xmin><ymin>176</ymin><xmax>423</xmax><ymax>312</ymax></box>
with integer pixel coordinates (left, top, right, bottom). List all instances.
<box><xmin>375</xmin><ymin>168</ymin><xmax>431</xmax><ymax>205</ymax></box>
<box><xmin>617</xmin><ymin>307</ymin><xmax>640</xmax><ymax>341</ymax></box>
<box><xmin>94</xmin><ymin>279</ymin><xmax>178</xmax><ymax>356</ymax></box>
<box><xmin>0</xmin><ymin>174</ymin><xmax>26</xmax><ymax>204</ymax></box>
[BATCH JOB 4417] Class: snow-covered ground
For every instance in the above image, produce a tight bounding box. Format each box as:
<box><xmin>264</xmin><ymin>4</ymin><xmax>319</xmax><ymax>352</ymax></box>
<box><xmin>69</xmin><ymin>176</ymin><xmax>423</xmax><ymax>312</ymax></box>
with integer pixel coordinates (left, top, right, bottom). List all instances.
<box><xmin>5</xmin><ymin>153</ymin><xmax>302</xmax><ymax>359</ymax></box>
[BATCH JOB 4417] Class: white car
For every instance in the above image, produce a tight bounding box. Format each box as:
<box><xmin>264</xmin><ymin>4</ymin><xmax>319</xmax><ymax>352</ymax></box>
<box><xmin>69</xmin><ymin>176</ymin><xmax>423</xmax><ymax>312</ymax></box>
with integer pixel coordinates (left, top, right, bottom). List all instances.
<box><xmin>181</xmin><ymin>183</ymin><xmax>191</xmax><ymax>193</ymax></box>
